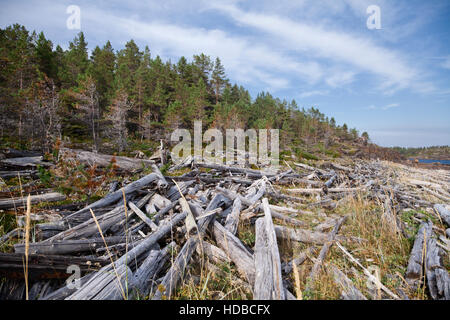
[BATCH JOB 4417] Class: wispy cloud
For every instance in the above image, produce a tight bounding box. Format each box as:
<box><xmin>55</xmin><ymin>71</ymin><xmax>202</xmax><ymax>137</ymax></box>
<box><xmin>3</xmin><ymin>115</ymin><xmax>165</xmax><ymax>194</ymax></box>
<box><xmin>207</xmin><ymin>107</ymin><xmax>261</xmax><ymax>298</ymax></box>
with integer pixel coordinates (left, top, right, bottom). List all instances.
<box><xmin>212</xmin><ymin>2</ymin><xmax>419</xmax><ymax>93</ymax></box>
<box><xmin>364</xmin><ymin>103</ymin><xmax>400</xmax><ymax>110</ymax></box>
<box><xmin>299</xmin><ymin>90</ymin><xmax>329</xmax><ymax>98</ymax></box>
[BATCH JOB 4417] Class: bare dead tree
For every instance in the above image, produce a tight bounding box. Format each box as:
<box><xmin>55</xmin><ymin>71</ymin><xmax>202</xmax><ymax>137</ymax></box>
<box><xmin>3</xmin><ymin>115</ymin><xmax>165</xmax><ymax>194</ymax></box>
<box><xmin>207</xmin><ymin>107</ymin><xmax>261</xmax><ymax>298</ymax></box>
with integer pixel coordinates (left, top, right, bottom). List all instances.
<box><xmin>71</xmin><ymin>76</ymin><xmax>100</xmax><ymax>152</ymax></box>
<box><xmin>106</xmin><ymin>89</ymin><xmax>132</xmax><ymax>152</ymax></box>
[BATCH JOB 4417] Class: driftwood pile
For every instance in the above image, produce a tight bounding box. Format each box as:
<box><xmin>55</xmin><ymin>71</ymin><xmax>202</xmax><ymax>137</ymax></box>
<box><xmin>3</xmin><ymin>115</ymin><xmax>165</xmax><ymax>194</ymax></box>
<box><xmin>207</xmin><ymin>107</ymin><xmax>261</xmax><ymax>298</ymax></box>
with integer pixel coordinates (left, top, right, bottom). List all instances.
<box><xmin>0</xmin><ymin>147</ymin><xmax>449</xmax><ymax>300</ymax></box>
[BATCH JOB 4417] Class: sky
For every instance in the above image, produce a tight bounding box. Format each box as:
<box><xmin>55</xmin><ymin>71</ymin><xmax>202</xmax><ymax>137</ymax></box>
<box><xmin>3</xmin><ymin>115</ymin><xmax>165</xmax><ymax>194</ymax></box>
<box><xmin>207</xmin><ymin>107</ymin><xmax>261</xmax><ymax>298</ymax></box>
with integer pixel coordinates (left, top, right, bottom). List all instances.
<box><xmin>1</xmin><ymin>0</ymin><xmax>449</xmax><ymax>148</ymax></box>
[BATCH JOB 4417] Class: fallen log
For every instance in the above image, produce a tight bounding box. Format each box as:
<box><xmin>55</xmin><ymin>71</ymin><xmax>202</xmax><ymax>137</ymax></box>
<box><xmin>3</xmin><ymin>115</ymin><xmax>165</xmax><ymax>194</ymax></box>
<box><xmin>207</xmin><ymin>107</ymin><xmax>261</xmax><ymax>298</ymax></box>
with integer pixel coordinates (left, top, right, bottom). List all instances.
<box><xmin>0</xmin><ymin>156</ymin><xmax>51</xmax><ymax>168</ymax></box>
<box><xmin>0</xmin><ymin>253</ymin><xmax>107</xmax><ymax>280</ymax></box>
<box><xmin>274</xmin><ymin>225</ymin><xmax>346</xmax><ymax>245</ymax></box>
<box><xmin>308</xmin><ymin>216</ymin><xmax>348</xmax><ymax>281</ymax></box>
<box><xmin>213</xmin><ymin>220</ymin><xmax>255</xmax><ymax>285</ymax></box>
<box><xmin>434</xmin><ymin>204</ymin><xmax>450</xmax><ymax>227</ymax></box>
<box><xmin>331</xmin><ymin>265</ymin><xmax>367</xmax><ymax>300</ymax></box>
<box><xmin>224</xmin><ymin>197</ymin><xmax>242</xmax><ymax>235</ymax></box>
<box><xmin>253</xmin><ymin>198</ymin><xmax>285</xmax><ymax>300</ymax></box>
<box><xmin>14</xmin><ymin>236</ymin><xmax>131</xmax><ymax>255</ymax></box>
<box><xmin>59</xmin><ymin>148</ymin><xmax>154</xmax><ymax>171</ymax></box>
<box><xmin>405</xmin><ymin>221</ymin><xmax>433</xmax><ymax>290</ymax></box>
<box><xmin>0</xmin><ymin>170</ymin><xmax>38</xmax><ymax>179</ymax></box>
<box><xmin>0</xmin><ymin>192</ymin><xmax>66</xmax><ymax>210</ymax></box>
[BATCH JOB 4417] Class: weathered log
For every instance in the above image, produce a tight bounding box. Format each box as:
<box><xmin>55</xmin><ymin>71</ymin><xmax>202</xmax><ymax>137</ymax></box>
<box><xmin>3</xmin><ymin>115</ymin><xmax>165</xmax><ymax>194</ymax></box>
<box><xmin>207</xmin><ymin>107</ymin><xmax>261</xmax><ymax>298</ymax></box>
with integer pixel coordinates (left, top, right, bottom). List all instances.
<box><xmin>434</xmin><ymin>204</ymin><xmax>450</xmax><ymax>227</ymax></box>
<box><xmin>1</xmin><ymin>148</ymin><xmax>42</xmax><ymax>158</ymax></box>
<box><xmin>283</xmin><ymin>248</ymin><xmax>315</xmax><ymax>275</ymax></box>
<box><xmin>425</xmin><ymin>231</ymin><xmax>450</xmax><ymax>300</ymax></box>
<box><xmin>40</xmin><ymin>272</ymin><xmax>96</xmax><ymax>300</ymax></box>
<box><xmin>0</xmin><ymin>156</ymin><xmax>51</xmax><ymax>168</ymax></box>
<box><xmin>285</xmin><ymin>187</ymin><xmax>362</xmax><ymax>195</ymax></box>
<box><xmin>152</xmin><ymin>237</ymin><xmax>198</xmax><ymax>300</ymax></box>
<box><xmin>405</xmin><ymin>221</ymin><xmax>433</xmax><ymax>289</ymax></box>
<box><xmin>253</xmin><ymin>198</ymin><xmax>285</xmax><ymax>300</ymax></box>
<box><xmin>330</xmin><ymin>265</ymin><xmax>367</xmax><ymax>300</ymax></box>
<box><xmin>14</xmin><ymin>236</ymin><xmax>131</xmax><ymax>255</ymax></box>
<box><xmin>64</xmin><ymin>171</ymin><xmax>161</xmax><ymax>219</ymax></box>
<box><xmin>308</xmin><ymin>216</ymin><xmax>348</xmax><ymax>281</ymax></box>
<box><xmin>180</xmin><ymin>197</ymin><xmax>198</xmax><ymax>236</ymax></box>
<box><xmin>196</xmin><ymin>240</ymin><xmax>231</xmax><ymax>265</ymax></box>
<box><xmin>65</xmin><ymin>211</ymin><xmax>187</xmax><ymax>299</ymax></box>
<box><xmin>213</xmin><ymin>221</ymin><xmax>255</xmax><ymax>285</ymax></box>
<box><xmin>0</xmin><ymin>170</ymin><xmax>38</xmax><ymax>179</ymax></box>
<box><xmin>0</xmin><ymin>192</ymin><xmax>66</xmax><ymax>210</ymax></box>
<box><xmin>194</xmin><ymin>162</ymin><xmax>277</xmax><ymax>178</ymax></box>
<box><xmin>44</xmin><ymin>192</ymin><xmax>153</xmax><ymax>242</ymax></box>
<box><xmin>270</xmin><ymin>210</ymin><xmax>307</xmax><ymax>228</ymax></box>
<box><xmin>130</xmin><ymin>242</ymin><xmax>175</xmax><ymax>298</ymax></box>
<box><xmin>129</xmin><ymin>201</ymin><xmax>158</xmax><ymax>231</ymax></box>
<box><xmin>0</xmin><ymin>253</ymin><xmax>107</xmax><ymax>280</ymax></box>
<box><xmin>224</xmin><ymin>197</ymin><xmax>242</xmax><ymax>235</ymax></box>
<box><xmin>152</xmin><ymin>196</ymin><xmax>225</xmax><ymax>300</ymax></box>
<box><xmin>59</xmin><ymin>148</ymin><xmax>154</xmax><ymax>171</ymax></box>
<box><xmin>0</xmin><ymin>228</ymin><xmax>24</xmax><ymax>246</ymax></box>
<box><xmin>274</xmin><ymin>225</ymin><xmax>346</xmax><ymax>245</ymax></box>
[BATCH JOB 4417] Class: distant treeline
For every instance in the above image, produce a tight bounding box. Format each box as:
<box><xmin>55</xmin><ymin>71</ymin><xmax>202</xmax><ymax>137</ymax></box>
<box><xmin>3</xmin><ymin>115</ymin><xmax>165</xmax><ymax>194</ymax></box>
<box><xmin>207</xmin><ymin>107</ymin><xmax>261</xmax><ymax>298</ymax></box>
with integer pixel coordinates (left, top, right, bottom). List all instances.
<box><xmin>391</xmin><ymin>146</ymin><xmax>450</xmax><ymax>159</ymax></box>
<box><xmin>0</xmin><ymin>24</ymin><xmax>368</xmax><ymax>153</ymax></box>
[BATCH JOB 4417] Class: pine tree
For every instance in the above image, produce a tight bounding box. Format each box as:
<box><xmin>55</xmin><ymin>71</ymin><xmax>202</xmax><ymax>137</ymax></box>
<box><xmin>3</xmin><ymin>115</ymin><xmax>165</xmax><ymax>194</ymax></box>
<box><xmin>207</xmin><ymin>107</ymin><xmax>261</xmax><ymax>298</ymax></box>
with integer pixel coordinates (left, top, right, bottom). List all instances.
<box><xmin>63</xmin><ymin>32</ymin><xmax>89</xmax><ymax>88</ymax></box>
<box><xmin>211</xmin><ymin>57</ymin><xmax>228</xmax><ymax>104</ymax></box>
<box><xmin>89</xmin><ymin>41</ymin><xmax>115</xmax><ymax>114</ymax></box>
<box><xmin>35</xmin><ymin>31</ymin><xmax>56</xmax><ymax>79</ymax></box>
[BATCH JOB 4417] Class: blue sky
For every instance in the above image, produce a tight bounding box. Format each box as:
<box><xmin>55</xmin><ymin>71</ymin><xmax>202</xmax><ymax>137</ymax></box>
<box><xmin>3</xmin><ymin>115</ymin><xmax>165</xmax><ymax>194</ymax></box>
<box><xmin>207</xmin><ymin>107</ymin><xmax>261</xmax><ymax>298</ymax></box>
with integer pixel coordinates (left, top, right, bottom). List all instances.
<box><xmin>1</xmin><ymin>0</ymin><xmax>449</xmax><ymax>147</ymax></box>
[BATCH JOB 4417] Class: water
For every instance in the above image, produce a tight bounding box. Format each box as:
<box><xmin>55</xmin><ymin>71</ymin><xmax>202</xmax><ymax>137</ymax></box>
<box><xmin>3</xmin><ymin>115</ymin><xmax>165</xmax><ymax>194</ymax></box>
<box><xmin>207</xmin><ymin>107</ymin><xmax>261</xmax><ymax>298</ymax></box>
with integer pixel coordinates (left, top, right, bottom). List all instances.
<box><xmin>409</xmin><ymin>158</ymin><xmax>450</xmax><ymax>165</ymax></box>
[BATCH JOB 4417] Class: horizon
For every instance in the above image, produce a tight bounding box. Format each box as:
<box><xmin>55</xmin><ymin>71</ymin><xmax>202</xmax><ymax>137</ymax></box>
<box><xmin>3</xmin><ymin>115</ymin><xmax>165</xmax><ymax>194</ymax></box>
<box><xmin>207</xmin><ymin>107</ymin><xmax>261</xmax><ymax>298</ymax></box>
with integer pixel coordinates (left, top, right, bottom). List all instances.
<box><xmin>1</xmin><ymin>0</ymin><xmax>449</xmax><ymax>148</ymax></box>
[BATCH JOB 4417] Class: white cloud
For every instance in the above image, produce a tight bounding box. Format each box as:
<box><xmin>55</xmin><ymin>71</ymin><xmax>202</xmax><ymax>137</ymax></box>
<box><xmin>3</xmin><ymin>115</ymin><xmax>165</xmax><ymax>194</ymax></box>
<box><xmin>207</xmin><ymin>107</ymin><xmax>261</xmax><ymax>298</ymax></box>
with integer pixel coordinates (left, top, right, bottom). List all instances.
<box><xmin>299</xmin><ymin>90</ymin><xmax>329</xmax><ymax>98</ymax></box>
<box><xmin>212</xmin><ymin>3</ymin><xmax>419</xmax><ymax>92</ymax></box>
<box><xmin>365</xmin><ymin>103</ymin><xmax>400</xmax><ymax>111</ymax></box>
<box><xmin>382</xmin><ymin>103</ymin><xmax>399</xmax><ymax>110</ymax></box>
<box><xmin>80</xmin><ymin>7</ymin><xmax>325</xmax><ymax>91</ymax></box>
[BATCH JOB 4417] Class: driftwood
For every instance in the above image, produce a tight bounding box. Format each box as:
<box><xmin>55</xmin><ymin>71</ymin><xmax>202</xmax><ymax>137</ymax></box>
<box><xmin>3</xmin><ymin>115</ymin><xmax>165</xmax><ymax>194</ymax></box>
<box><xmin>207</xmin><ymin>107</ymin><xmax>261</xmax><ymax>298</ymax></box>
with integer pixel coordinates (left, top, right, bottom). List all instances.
<box><xmin>129</xmin><ymin>201</ymin><xmax>158</xmax><ymax>231</ymax></box>
<box><xmin>196</xmin><ymin>240</ymin><xmax>231</xmax><ymax>265</ymax></box>
<box><xmin>331</xmin><ymin>265</ymin><xmax>367</xmax><ymax>300</ymax></box>
<box><xmin>213</xmin><ymin>220</ymin><xmax>255</xmax><ymax>285</ymax></box>
<box><xmin>59</xmin><ymin>148</ymin><xmax>154</xmax><ymax>171</ymax></box>
<box><xmin>405</xmin><ymin>221</ymin><xmax>433</xmax><ymax>290</ymax></box>
<box><xmin>0</xmin><ymin>253</ymin><xmax>107</xmax><ymax>280</ymax></box>
<box><xmin>224</xmin><ymin>197</ymin><xmax>242</xmax><ymax>235</ymax></box>
<box><xmin>308</xmin><ymin>216</ymin><xmax>348</xmax><ymax>281</ymax></box>
<box><xmin>274</xmin><ymin>225</ymin><xmax>346</xmax><ymax>245</ymax></box>
<box><xmin>1</xmin><ymin>149</ymin><xmax>448</xmax><ymax>301</ymax></box>
<box><xmin>253</xmin><ymin>198</ymin><xmax>285</xmax><ymax>300</ymax></box>
<box><xmin>14</xmin><ymin>236</ymin><xmax>131</xmax><ymax>255</ymax></box>
<box><xmin>152</xmin><ymin>196</ymin><xmax>223</xmax><ymax>300</ymax></box>
<box><xmin>0</xmin><ymin>156</ymin><xmax>51</xmax><ymax>168</ymax></box>
<box><xmin>0</xmin><ymin>192</ymin><xmax>66</xmax><ymax>210</ymax></box>
<box><xmin>434</xmin><ymin>204</ymin><xmax>450</xmax><ymax>227</ymax></box>
<box><xmin>0</xmin><ymin>170</ymin><xmax>38</xmax><ymax>179</ymax></box>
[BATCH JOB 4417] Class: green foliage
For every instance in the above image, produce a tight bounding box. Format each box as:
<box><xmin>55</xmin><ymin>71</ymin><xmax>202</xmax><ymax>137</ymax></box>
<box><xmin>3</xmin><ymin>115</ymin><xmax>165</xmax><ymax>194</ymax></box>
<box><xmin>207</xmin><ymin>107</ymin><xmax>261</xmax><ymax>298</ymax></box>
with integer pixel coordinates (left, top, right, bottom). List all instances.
<box><xmin>37</xmin><ymin>164</ymin><xmax>52</xmax><ymax>187</ymax></box>
<box><xmin>0</xmin><ymin>23</ymin><xmax>369</xmax><ymax>158</ymax></box>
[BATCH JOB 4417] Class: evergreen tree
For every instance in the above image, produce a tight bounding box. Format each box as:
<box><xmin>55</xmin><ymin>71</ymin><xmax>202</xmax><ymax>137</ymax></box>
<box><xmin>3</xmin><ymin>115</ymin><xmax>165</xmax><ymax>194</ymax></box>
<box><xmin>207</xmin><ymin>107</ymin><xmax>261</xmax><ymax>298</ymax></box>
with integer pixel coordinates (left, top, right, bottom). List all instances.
<box><xmin>211</xmin><ymin>57</ymin><xmax>228</xmax><ymax>104</ymax></box>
